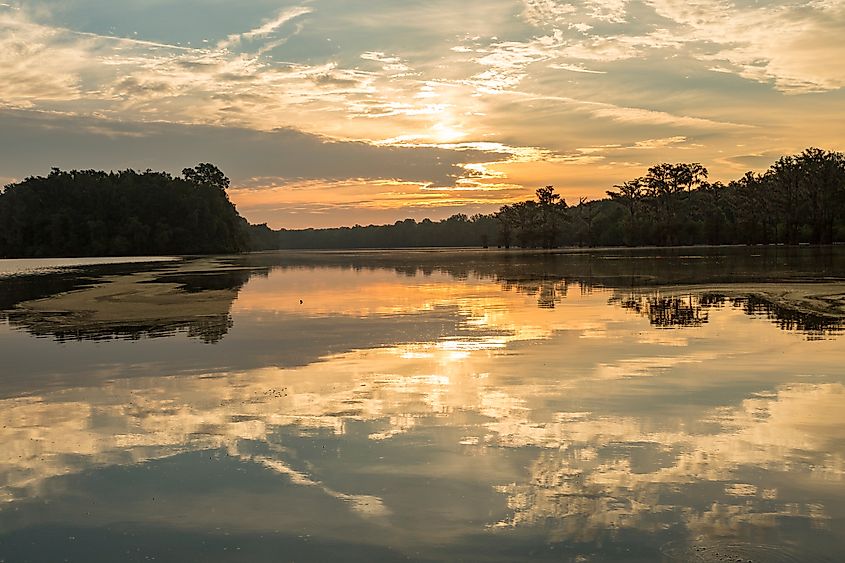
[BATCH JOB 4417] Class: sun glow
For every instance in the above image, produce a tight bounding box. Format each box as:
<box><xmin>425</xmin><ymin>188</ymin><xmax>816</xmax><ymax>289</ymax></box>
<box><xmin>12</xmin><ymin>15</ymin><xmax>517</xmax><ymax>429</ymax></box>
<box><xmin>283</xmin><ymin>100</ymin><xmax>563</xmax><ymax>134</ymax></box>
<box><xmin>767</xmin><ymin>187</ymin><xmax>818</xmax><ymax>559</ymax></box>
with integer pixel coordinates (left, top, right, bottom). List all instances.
<box><xmin>1</xmin><ymin>0</ymin><xmax>843</xmax><ymax>227</ymax></box>
<box><xmin>431</xmin><ymin>121</ymin><xmax>465</xmax><ymax>143</ymax></box>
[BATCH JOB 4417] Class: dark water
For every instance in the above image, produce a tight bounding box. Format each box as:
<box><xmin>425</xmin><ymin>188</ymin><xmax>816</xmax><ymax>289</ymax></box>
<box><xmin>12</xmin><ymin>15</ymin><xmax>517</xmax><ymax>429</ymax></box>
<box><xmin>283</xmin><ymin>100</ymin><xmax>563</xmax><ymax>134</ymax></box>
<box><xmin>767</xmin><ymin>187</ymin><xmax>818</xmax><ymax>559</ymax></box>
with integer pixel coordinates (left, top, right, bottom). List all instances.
<box><xmin>1</xmin><ymin>247</ymin><xmax>844</xmax><ymax>562</ymax></box>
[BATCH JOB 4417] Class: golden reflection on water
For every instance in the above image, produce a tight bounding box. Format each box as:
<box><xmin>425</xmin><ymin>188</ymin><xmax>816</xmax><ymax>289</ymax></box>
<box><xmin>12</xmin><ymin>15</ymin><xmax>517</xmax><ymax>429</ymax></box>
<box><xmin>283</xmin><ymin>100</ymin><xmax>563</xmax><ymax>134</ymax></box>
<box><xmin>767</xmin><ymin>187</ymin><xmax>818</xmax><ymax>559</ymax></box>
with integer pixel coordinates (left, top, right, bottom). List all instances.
<box><xmin>233</xmin><ymin>269</ymin><xmax>611</xmax><ymax>345</ymax></box>
<box><xmin>1</xmin><ymin>264</ymin><xmax>845</xmax><ymax>555</ymax></box>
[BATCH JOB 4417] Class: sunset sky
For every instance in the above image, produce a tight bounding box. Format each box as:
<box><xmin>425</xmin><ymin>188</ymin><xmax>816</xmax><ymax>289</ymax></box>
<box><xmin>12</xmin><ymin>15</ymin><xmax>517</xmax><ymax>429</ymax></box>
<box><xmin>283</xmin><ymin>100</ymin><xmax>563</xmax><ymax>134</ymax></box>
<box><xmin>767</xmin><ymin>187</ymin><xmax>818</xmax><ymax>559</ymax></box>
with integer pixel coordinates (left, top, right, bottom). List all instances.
<box><xmin>1</xmin><ymin>0</ymin><xmax>844</xmax><ymax>228</ymax></box>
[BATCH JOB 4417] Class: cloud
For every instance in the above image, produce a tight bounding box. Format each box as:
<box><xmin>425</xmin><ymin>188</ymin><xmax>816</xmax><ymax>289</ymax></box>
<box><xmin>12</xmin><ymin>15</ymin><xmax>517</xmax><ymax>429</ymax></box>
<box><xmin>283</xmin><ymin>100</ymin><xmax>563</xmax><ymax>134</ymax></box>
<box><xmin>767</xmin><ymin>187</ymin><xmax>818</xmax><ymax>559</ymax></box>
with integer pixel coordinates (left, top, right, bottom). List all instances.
<box><xmin>0</xmin><ymin>107</ymin><xmax>510</xmax><ymax>195</ymax></box>
<box><xmin>521</xmin><ymin>0</ymin><xmax>577</xmax><ymax>27</ymax></box>
<box><xmin>548</xmin><ymin>62</ymin><xmax>605</xmax><ymax>74</ymax></box>
<box><xmin>467</xmin><ymin>30</ymin><xmax>566</xmax><ymax>93</ymax></box>
<box><xmin>577</xmin><ymin>136</ymin><xmax>687</xmax><ymax>155</ymax></box>
<box><xmin>585</xmin><ymin>0</ymin><xmax>630</xmax><ymax>23</ymax></box>
<box><xmin>630</xmin><ymin>135</ymin><xmax>687</xmax><ymax>149</ymax></box>
<box><xmin>0</xmin><ymin>8</ymin><xmax>85</xmax><ymax>104</ymax></box>
<box><xmin>516</xmin><ymin>0</ymin><xmax>845</xmax><ymax>92</ymax></box>
<box><xmin>0</xmin><ymin>5</ymin><xmax>377</xmax><ymax>134</ymax></box>
<box><xmin>218</xmin><ymin>6</ymin><xmax>312</xmax><ymax>49</ymax></box>
<box><xmin>587</xmin><ymin>104</ymin><xmax>745</xmax><ymax>129</ymax></box>
<box><xmin>241</xmin><ymin>6</ymin><xmax>312</xmax><ymax>41</ymax></box>
<box><xmin>360</xmin><ymin>51</ymin><xmax>412</xmax><ymax>75</ymax></box>
<box><xmin>520</xmin><ymin>0</ymin><xmax>632</xmax><ymax>27</ymax></box>
<box><xmin>645</xmin><ymin>0</ymin><xmax>845</xmax><ymax>92</ymax></box>
<box><xmin>513</xmin><ymin>93</ymin><xmax>750</xmax><ymax>130</ymax></box>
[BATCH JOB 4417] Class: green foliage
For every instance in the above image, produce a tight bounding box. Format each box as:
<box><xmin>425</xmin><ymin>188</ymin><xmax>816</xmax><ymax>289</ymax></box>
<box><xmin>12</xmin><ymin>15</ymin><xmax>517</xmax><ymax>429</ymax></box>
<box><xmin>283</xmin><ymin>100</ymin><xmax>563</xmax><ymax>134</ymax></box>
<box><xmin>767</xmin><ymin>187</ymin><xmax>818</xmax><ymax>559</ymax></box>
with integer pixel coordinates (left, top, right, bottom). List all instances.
<box><xmin>0</xmin><ymin>165</ymin><xmax>249</xmax><ymax>258</ymax></box>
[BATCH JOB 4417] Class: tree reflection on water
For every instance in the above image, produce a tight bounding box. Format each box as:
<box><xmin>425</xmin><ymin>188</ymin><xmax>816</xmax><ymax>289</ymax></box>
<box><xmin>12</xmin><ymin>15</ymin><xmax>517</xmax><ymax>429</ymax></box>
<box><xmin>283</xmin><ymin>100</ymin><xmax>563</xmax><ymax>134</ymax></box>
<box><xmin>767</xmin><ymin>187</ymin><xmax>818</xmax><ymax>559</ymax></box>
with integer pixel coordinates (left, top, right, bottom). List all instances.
<box><xmin>1</xmin><ymin>248</ymin><xmax>843</xmax><ymax>342</ymax></box>
<box><xmin>610</xmin><ymin>294</ymin><xmax>709</xmax><ymax>328</ymax></box>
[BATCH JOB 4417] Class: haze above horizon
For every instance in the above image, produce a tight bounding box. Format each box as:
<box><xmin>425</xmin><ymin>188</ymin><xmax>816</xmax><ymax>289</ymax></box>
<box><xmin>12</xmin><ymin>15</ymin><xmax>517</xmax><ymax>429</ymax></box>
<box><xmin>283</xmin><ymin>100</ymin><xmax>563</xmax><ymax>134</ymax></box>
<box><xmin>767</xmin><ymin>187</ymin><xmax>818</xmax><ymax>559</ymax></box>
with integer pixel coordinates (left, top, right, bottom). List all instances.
<box><xmin>1</xmin><ymin>0</ymin><xmax>843</xmax><ymax>228</ymax></box>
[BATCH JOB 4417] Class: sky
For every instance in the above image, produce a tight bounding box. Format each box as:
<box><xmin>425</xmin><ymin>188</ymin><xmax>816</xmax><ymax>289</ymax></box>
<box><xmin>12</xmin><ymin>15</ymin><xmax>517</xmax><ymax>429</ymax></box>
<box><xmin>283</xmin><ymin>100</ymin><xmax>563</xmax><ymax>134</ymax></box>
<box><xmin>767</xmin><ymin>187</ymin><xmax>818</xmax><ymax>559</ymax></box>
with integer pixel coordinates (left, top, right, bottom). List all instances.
<box><xmin>1</xmin><ymin>0</ymin><xmax>844</xmax><ymax>228</ymax></box>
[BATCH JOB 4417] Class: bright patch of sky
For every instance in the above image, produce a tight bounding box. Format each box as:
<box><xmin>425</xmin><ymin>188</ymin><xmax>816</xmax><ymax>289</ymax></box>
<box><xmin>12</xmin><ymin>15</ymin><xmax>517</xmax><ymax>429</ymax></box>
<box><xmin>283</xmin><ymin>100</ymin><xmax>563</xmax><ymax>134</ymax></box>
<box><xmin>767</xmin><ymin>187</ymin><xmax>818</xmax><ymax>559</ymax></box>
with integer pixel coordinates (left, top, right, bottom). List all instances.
<box><xmin>0</xmin><ymin>0</ymin><xmax>843</xmax><ymax>227</ymax></box>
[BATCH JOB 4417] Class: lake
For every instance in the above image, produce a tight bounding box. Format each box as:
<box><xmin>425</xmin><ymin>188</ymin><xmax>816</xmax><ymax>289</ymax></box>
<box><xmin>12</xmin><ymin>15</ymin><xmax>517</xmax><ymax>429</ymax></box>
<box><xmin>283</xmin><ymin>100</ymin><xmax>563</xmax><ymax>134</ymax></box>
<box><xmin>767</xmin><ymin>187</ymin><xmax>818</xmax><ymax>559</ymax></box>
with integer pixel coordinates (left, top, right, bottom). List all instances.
<box><xmin>1</xmin><ymin>247</ymin><xmax>844</xmax><ymax>562</ymax></box>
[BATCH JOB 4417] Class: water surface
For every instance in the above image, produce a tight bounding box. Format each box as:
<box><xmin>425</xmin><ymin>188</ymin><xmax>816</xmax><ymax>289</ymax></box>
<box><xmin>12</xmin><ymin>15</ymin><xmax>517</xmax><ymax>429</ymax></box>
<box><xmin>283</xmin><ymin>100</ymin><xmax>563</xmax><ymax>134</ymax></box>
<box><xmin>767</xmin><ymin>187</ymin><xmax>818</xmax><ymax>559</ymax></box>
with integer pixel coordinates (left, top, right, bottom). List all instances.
<box><xmin>0</xmin><ymin>255</ymin><xmax>177</xmax><ymax>277</ymax></box>
<box><xmin>1</xmin><ymin>247</ymin><xmax>844</xmax><ymax>562</ymax></box>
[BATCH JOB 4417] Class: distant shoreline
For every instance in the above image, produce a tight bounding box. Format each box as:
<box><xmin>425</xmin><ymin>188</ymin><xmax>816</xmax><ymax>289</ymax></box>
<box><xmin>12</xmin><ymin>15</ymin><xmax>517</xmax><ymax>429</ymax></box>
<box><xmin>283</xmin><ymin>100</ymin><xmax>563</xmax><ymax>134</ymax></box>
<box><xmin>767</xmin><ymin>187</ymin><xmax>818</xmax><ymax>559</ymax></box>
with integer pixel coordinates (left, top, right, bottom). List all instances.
<box><xmin>2</xmin><ymin>241</ymin><xmax>843</xmax><ymax>263</ymax></box>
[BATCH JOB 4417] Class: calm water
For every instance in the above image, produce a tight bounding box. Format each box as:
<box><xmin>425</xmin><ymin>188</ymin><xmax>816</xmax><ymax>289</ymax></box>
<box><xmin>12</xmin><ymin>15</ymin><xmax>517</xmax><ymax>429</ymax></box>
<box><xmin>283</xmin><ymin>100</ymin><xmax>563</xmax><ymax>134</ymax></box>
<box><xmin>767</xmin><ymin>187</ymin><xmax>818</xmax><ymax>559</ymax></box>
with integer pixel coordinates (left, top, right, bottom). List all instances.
<box><xmin>0</xmin><ymin>256</ymin><xmax>177</xmax><ymax>277</ymax></box>
<box><xmin>1</xmin><ymin>247</ymin><xmax>844</xmax><ymax>562</ymax></box>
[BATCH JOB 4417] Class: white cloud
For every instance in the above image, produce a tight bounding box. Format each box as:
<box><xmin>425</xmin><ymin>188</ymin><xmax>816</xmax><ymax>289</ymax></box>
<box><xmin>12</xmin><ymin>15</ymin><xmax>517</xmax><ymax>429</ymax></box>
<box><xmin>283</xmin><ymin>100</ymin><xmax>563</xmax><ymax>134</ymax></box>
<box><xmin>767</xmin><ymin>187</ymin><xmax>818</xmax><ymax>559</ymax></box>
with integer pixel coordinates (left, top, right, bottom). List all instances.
<box><xmin>520</xmin><ymin>93</ymin><xmax>750</xmax><ymax>130</ymax></box>
<box><xmin>645</xmin><ymin>0</ymin><xmax>845</xmax><ymax>92</ymax></box>
<box><xmin>521</xmin><ymin>0</ymin><xmax>577</xmax><ymax>27</ymax></box>
<box><xmin>360</xmin><ymin>51</ymin><xmax>411</xmax><ymax>75</ymax></box>
<box><xmin>548</xmin><ymin>62</ymin><xmax>605</xmax><ymax>73</ymax></box>
<box><xmin>218</xmin><ymin>6</ymin><xmax>312</xmax><ymax>49</ymax></box>
<box><xmin>585</xmin><ymin>0</ymin><xmax>630</xmax><ymax>23</ymax></box>
<box><xmin>0</xmin><ymin>9</ymin><xmax>85</xmax><ymax>105</ymax></box>
<box><xmin>518</xmin><ymin>0</ymin><xmax>845</xmax><ymax>92</ymax></box>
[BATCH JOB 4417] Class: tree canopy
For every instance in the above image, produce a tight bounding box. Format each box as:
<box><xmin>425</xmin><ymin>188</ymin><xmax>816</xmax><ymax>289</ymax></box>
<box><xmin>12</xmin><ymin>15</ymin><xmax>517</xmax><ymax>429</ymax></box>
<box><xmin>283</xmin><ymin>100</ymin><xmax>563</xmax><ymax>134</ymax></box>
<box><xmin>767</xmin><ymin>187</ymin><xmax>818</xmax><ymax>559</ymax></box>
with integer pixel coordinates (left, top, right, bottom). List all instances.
<box><xmin>602</xmin><ymin>148</ymin><xmax>845</xmax><ymax>247</ymax></box>
<box><xmin>0</xmin><ymin>165</ymin><xmax>250</xmax><ymax>258</ymax></box>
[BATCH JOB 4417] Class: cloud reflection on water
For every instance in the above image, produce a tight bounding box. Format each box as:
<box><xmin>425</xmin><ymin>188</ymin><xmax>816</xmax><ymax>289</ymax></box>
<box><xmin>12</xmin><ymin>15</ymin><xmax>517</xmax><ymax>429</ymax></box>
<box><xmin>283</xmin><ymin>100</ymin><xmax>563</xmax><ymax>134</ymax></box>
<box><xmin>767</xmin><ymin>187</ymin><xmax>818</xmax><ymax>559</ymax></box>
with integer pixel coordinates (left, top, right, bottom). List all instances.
<box><xmin>0</xmin><ymin>270</ymin><xmax>843</xmax><ymax>552</ymax></box>
<box><xmin>0</xmin><ymin>251</ymin><xmax>844</xmax><ymax>558</ymax></box>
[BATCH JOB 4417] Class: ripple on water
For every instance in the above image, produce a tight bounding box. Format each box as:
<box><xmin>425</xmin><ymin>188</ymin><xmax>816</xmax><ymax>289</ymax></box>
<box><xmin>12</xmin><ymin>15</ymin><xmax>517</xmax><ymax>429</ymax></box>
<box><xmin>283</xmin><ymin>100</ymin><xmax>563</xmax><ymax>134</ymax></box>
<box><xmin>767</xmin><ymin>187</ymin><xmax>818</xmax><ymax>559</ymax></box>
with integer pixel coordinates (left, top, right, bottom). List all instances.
<box><xmin>660</xmin><ymin>539</ymin><xmax>838</xmax><ymax>563</ymax></box>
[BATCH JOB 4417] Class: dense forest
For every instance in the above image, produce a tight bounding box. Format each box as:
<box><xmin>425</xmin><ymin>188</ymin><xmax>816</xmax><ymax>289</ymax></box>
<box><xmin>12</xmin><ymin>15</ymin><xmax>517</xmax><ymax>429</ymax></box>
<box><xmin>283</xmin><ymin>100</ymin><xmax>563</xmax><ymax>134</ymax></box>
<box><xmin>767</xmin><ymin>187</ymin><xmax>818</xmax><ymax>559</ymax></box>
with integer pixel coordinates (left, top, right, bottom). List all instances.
<box><xmin>1</xmin><ymin>147</ymin><xmax>843</xmax><ymax>258</ymax></box>
<box><xmin>0</xmin><ymin>164</ymin><xmax>256</xmax><ymax>257</ymax></box>
<box><xmin>273</xmin><ymin>148</ymin><xmax>845</xmax><ymax>249</ymax></box>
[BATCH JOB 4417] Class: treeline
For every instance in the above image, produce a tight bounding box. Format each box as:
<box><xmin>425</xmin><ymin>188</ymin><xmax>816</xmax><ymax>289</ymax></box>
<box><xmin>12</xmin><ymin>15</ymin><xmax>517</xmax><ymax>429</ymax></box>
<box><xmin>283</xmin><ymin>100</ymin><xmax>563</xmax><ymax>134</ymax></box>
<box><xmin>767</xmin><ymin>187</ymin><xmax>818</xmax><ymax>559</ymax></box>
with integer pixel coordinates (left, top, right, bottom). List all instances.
<box><xmin>271</xmin><ymin>147</ymin><xmax>845</xmax><ymax>249</ymax></box>
<box><xmin>0</xmin><ymin>164</ymin><xmax>252</xmax><ymax>258</ymax></box>
<box><xmin>599</xmin><ymin>148</ymin><xmax>845</xmax><ymax>247</ymax></box>
<box><xmin>2</xmin><ymin>148</ymin><xmax>843</xmax><ymax>258</ymax></box>
<box><xmin>271</xmin><ymin>214</ymin><xmax>500</xmax><ymax>249</ymax></box>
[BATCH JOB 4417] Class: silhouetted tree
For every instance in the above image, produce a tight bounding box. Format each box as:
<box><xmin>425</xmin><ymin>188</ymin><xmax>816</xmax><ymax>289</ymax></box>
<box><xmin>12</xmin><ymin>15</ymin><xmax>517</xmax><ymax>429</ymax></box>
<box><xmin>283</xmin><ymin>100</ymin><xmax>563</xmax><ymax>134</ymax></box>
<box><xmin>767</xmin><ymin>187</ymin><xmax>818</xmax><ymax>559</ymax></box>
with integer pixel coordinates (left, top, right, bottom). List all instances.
<box><xmin>641</xmin><ymin>163</ymin><xmax>708</xmax><ymax>245</ymax></box>
<box><xmin>607</xmin><ymin>178</ymin><xmax>644</xmax><ymax>245</ymax></box>
<box><xmin>493</xmin><ymin>186</ymin><xmax>568</xmax><ymax>248</ymax></box>
<box><xmin>794</xmin><ymin>148</ymin><xmax>845</xmax><ymax>244</ymax></box>
<box><xmin>4</xmin><ymin>149</ymin><xmax>844</xmax><ymax>255</ymax></box>
<box><xmin>0</xmin><ymin>165</ymin><xmax>248</xmax><ymax>257</ymax></box>
<box><xmin>536</xmin><ymin>186</ymin><xmax>569</xmax><ymax>248</ymax></box>
<box><xmin>182</xmin><ymin>163</ymin><xmax>230</xmax><ymax>192</ymax></box>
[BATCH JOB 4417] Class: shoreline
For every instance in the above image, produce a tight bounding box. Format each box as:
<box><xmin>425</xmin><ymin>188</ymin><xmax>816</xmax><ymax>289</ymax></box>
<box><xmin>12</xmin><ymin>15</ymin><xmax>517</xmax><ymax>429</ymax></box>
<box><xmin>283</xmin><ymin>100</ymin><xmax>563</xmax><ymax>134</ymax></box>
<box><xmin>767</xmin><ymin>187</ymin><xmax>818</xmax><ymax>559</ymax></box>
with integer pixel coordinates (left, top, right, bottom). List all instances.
<box><xmin>2</xmin><ymin>241</ymin><xmax>844</xmax><ymax>263</ymax></box>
